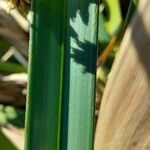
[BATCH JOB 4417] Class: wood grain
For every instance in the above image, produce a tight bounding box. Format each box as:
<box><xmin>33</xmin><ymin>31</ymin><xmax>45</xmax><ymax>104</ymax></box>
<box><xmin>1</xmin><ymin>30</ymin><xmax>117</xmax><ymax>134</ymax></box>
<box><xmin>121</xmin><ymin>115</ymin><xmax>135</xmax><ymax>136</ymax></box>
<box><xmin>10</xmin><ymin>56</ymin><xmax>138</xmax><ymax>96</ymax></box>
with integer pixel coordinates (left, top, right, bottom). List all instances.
<box><xmin>94</xmin><ymin>0</ymin><xmax>150</xmax><ymax>149</ymax></box>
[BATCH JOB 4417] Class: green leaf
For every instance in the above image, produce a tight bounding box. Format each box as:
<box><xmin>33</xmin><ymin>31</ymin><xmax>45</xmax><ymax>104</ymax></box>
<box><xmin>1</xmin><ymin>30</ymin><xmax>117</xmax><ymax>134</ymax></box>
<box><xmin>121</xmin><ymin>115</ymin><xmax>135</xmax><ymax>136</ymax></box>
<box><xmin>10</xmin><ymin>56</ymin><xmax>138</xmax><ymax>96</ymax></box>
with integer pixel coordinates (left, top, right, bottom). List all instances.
<box><xmin>104</xmin><ymin>0</ymin><xmax>122</xmax><ymax>36</ymax></box>
<box><xmin>61</xmin><ymin>1</ymin><xmax>99</xmax><ymax>150</ymax></box>
<box><xmin>0</xmin><ymin>40</ymin><xmax>10</xmax><ymax>58</ymax></box>
<box><xmin>0</xmin><ymin>130</ymin><xmax>17</xmax><ymax>150</ymax></box>
<box><xmin>98</xmin><ymin>13</ymin><xmax>110</xmax><ymax>53</ymax></box>
<box><xmin>25</xmin><ymin>0</ymin><xmax>64</xmax><ymax>150</ymax></box>
<box><xmin>0</xmin><ymin>61</ymin><xmax>27</xmax><ymax>73</ymax></box>
<box><xmin>25</xmin><ymin>0</ymin><xmax>98</xmax><ymax>149</ymax></box>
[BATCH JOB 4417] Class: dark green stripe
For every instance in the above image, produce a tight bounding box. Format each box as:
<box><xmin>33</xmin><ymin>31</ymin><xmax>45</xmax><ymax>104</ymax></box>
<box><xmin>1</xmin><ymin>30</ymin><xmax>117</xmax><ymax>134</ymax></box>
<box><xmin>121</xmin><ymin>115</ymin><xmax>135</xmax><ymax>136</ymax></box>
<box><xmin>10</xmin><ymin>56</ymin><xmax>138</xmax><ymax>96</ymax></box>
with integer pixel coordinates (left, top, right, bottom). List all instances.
<box><xmin>25</xmin><ymin>0</ymin><xmax>64</xmax><ymax>149</ymax></box>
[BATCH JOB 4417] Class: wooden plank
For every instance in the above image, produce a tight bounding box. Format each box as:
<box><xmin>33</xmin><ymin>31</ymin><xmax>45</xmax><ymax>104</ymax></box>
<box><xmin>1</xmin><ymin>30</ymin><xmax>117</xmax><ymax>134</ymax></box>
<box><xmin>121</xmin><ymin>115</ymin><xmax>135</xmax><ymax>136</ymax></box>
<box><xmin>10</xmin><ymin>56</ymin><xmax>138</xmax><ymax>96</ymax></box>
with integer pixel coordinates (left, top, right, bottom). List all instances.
<box><xmin>94</xmin><ymin>0</ymin><xmax>150</xmax><ymax>149</ymax></box>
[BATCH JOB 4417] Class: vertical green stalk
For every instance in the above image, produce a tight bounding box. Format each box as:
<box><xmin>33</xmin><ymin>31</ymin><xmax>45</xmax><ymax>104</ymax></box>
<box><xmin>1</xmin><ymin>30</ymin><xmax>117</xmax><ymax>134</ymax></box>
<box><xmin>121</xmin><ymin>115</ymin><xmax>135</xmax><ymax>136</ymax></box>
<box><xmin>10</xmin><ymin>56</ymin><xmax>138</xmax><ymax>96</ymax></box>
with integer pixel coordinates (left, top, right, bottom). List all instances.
<box><xmin>61</xmin><ymin>0</ymin><xmax>99</xmax><ymax>149</ymax></box>
<box><xmin>25</xmin><ymin>0</ymin><xmax>64</xmax><ymax>149</ymax></box>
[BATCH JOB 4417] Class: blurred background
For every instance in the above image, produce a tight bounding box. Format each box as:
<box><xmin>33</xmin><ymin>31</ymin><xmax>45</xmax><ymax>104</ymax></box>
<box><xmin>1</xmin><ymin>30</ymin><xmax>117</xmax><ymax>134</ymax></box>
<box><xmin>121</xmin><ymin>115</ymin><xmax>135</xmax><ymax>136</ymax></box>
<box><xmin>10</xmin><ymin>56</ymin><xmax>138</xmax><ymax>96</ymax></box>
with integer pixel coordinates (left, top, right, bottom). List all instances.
<box><xmin>0</xmin><ymin>0</ymin><xmax>28</xmax><ymax>149</ymax></box>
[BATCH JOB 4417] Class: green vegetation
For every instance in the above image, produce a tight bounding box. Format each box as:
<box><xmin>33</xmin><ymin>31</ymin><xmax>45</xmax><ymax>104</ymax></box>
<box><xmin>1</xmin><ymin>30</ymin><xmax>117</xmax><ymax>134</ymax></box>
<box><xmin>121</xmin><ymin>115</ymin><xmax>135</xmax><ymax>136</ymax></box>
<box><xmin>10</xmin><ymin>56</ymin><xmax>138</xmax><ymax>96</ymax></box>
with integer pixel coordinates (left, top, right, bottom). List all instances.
<box><xmin>0</xmin><ymin>0</ymin><xmax>139</xmax><ymax>149</ymax></box>
<box><xmin>25</xmin><ymin>0</ymin><xmax>64</xmax><ymax>149</ymax></box>
<box><xmin>61</xmin><ymin>1</ymin><xmax>99</xmax><ymax>149</ymax></box>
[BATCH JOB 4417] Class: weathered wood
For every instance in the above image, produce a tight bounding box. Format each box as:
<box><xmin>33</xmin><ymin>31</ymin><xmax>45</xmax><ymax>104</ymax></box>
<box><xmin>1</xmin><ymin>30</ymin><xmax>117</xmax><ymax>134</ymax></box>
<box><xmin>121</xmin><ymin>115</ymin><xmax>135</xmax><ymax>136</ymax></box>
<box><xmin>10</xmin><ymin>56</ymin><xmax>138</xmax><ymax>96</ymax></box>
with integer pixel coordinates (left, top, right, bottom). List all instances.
<box><xmin>25</xmin><ymin>0</ymin><xmax>64</xmax><ymax>149</ymax></box>
<box><xmin>94</xmin><ymin>0</ymin><xmax>150</xmax><ymax>149</ymax></box>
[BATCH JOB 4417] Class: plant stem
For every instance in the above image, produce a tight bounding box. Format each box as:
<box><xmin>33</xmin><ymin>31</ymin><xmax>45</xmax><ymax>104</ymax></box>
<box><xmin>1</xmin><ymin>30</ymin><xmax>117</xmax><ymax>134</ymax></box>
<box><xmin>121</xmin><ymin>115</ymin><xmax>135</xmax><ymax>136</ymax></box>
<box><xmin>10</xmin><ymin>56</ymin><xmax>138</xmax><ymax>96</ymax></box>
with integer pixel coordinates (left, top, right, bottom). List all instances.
<box><xmin>61</xmin><ymin>0</ymin><xmax>99</xmax><ymax>149</ymax></box>
<box><xmin>25</xmin><ymin>0</ymin><xmax>64</xmax><ymax>149</ymax></box>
